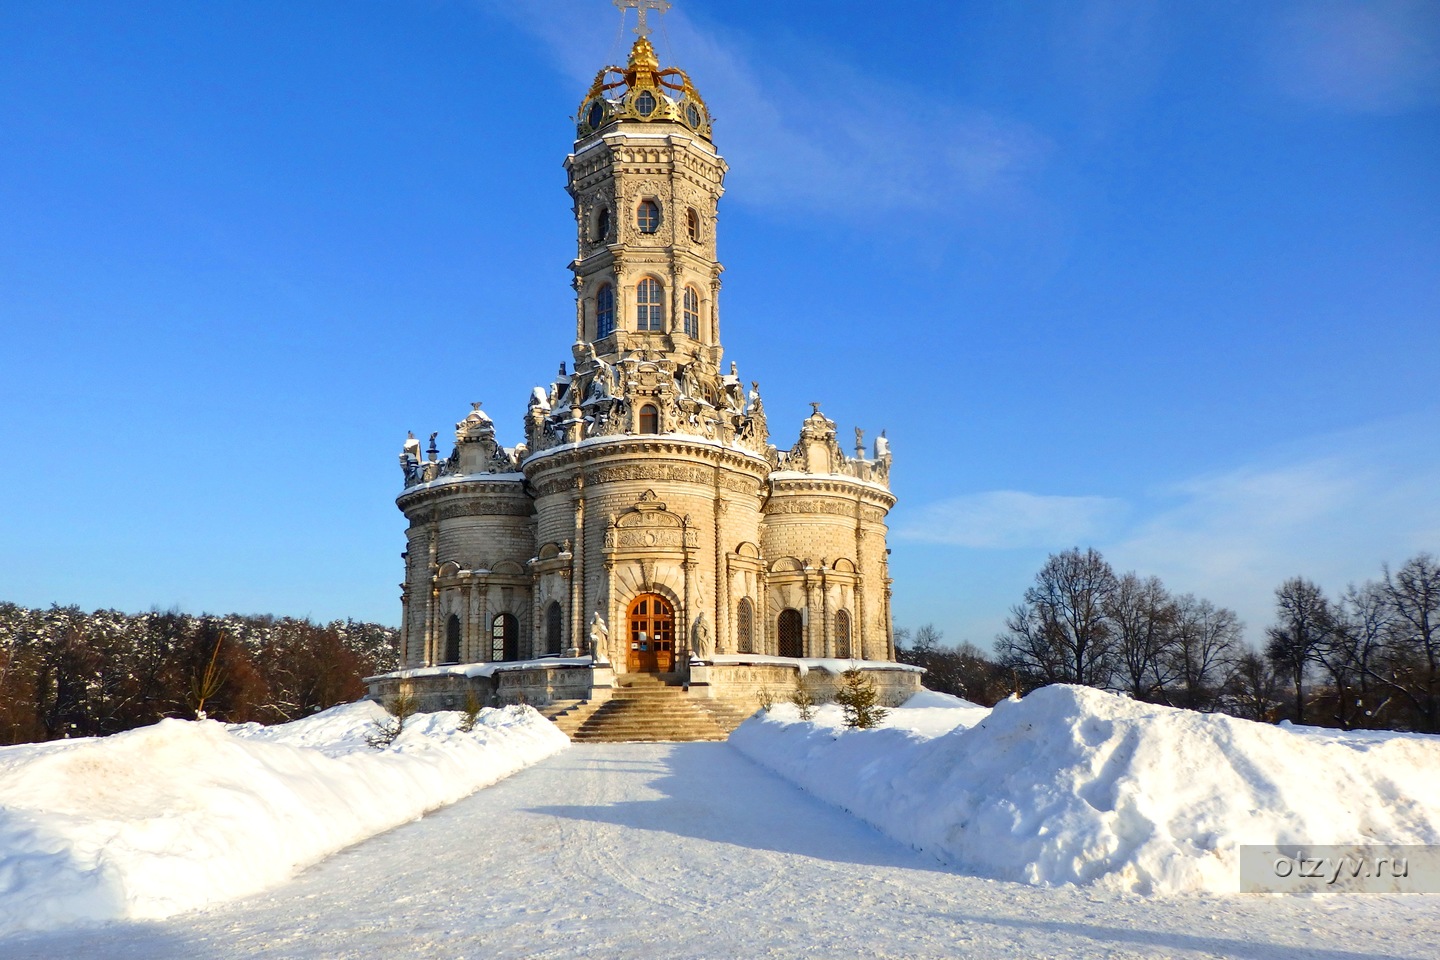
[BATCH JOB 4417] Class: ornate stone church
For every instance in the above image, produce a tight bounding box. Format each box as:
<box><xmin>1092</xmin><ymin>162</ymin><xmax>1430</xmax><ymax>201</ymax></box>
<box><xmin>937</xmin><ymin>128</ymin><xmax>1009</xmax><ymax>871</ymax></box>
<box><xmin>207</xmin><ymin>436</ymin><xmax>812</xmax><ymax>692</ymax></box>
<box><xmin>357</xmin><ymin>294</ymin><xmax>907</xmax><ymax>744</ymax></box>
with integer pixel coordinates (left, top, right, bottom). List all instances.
<box><xmin>369</xmin><ymin>5</ymin><xmax>919</xmax><ymax>722</ymax></box>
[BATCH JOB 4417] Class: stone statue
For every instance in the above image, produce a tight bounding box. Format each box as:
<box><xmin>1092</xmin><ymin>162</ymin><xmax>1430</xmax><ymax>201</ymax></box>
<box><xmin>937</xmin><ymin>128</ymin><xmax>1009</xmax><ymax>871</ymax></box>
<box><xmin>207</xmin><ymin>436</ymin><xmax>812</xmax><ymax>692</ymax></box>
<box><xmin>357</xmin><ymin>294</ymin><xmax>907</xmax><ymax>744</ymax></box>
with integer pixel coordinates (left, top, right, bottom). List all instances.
<box><xmin>590</xmin><ymin>612</ymin><xmax>611</xmax><ymax>663</ymax></box>
<box><xmin>400</xmin><ymin>431</ymin><xmax>423</xmax><ymax>482</ymax></box>
<box><xmin>874</xmin><ymin>429</ymin><xmax>890</xmax><ymax>459</ymax></box>
<box><xmin>691</xmin><ymin>613</ymin><xmax>713</xmax><ymax>662</ymax></box>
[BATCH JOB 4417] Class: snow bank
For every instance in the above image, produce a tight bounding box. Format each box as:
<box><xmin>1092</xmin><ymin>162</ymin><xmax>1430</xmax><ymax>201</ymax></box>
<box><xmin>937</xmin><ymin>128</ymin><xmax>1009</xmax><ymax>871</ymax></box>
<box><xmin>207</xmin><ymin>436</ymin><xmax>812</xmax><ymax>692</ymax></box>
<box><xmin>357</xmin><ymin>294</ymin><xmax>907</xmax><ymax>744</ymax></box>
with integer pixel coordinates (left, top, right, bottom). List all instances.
<box><xmin>731</xmin><ymin>684</ymin><xmax>1440</xmax><ymax>894</ymax></box>
<box><xmin>0</xmin><ymin>701</ymin><xmax>568</xmax><ymax>934</ymax></box>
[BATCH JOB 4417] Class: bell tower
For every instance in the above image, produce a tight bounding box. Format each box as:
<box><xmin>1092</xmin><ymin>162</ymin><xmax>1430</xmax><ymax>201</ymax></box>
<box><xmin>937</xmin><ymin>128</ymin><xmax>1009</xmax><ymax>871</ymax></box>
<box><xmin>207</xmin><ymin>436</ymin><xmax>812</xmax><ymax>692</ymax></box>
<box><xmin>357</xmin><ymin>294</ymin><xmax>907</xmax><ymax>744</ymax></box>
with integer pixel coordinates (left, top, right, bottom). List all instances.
<box><xmin>565</xmin><ymin>25</ymin><xmax>727</xmax><ymax>364</ymax></box>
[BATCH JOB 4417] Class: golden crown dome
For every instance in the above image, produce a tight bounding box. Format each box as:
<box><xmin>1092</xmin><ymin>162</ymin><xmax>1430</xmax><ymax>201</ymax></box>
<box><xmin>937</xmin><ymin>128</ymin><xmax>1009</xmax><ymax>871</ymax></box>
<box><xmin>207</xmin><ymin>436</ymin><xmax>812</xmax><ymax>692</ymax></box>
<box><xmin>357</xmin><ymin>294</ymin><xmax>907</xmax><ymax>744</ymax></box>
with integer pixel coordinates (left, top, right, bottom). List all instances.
<box><xmin>576</xmin><ymin>36</ymin><xmax>712</xmax><ymax>141</ymax></box>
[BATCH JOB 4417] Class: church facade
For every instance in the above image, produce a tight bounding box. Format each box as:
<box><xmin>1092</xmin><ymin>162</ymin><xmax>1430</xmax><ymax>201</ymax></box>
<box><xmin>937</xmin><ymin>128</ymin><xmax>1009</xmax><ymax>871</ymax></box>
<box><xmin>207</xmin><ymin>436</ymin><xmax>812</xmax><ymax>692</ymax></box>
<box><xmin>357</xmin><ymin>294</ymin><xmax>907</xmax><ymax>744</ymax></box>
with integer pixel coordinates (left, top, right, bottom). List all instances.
<box><xmin>371</xmin><ymin>29</ymin><xmax>918</xmax><ymax>713</ymax></box>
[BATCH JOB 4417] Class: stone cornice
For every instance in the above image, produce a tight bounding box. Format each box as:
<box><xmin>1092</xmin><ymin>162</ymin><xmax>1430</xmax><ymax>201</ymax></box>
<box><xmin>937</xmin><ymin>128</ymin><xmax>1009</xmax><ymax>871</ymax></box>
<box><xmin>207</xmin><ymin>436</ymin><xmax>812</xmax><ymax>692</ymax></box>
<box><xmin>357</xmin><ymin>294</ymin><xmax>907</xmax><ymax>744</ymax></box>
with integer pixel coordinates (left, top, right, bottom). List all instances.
<box><xmin>397</xmin><ymin>475</ymin><xmax>532</xmax><ymax>517</ymax></box>
<box><xmin>767</xmin><ymin>475</ymin><xmax>897</xmax><ymax>512</ymax></box>
<box><xmin>524</xmin><ymin>434</ymin><xmax>769</xmax><ymax>478</ymax></box>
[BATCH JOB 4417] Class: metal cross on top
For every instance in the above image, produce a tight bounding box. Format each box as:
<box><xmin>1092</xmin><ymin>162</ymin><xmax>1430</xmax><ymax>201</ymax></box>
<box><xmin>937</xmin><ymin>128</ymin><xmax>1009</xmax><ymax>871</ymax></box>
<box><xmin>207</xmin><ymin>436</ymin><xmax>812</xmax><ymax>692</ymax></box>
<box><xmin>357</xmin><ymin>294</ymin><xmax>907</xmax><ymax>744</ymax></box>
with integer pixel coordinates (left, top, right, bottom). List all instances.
<box><xmin>614</xmin><ymin>0</ymin><xmax>672</xmax><ymax>39</ymax></box>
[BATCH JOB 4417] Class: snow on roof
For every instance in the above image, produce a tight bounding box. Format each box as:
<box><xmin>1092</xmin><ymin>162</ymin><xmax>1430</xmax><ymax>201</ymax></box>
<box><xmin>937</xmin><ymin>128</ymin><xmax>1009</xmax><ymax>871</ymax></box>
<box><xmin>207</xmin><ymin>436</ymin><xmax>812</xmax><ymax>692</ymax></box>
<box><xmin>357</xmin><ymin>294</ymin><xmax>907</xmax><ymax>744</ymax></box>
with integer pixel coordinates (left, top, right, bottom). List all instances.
<box><xmin>365</xmin><ymin>656</ymin><xmax>594</xmax><ymax>684</ymax></box>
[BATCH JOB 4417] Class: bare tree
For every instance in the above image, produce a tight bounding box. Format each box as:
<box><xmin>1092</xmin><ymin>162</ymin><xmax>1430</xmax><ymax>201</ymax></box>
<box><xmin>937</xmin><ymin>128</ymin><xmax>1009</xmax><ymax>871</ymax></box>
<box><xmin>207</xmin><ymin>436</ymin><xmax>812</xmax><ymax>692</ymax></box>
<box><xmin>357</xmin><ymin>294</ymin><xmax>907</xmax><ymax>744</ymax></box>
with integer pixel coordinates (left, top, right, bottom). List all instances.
<box><xmin>1169</xmin><ymin>595</ymin><xmax>1243</xmax><ymax>711</ymax></box>
<box><xmin>1107</xmin><ymin>572</ymin><xmax>1178</xmax><ymax>701</ymax></box>
<box><xmin>1265</xmin><ymin>577</ymin><xmax>1333</xmax><ymax>724</ymax></box>
<box><xmin>998</xmin><ymin>548</ymin><xmax>1119</xmax><ymax>689</ymax></box>
<box><xmin>1228</xmin><ymin>650</ymin><xmax>1281</xmax><ymax>721</ymax></box>
<box><xmin>1373</xmin><ymin>554</ymin><xmax>1440</xmax><ymax>732</ymax></box>
<box><xmin>1319</xmin><ymin>582</ymin><xmax>1394</xmax><ymax>729</ymax></box>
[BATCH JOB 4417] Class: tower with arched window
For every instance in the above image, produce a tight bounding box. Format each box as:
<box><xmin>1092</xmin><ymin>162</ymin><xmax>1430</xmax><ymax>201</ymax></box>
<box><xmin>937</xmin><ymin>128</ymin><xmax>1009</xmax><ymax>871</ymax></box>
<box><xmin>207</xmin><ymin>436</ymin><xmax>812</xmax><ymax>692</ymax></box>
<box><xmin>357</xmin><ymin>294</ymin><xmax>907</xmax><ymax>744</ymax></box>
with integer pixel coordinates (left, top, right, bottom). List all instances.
<box><xmin>378</xmin><ymin>21</ymin><xmax>916</xmax><ymax>720</ymax></box>
<box><xmin>567</xmin><ymin>35</ymin><xmax>724</xmax><ymax>358</ymax></box>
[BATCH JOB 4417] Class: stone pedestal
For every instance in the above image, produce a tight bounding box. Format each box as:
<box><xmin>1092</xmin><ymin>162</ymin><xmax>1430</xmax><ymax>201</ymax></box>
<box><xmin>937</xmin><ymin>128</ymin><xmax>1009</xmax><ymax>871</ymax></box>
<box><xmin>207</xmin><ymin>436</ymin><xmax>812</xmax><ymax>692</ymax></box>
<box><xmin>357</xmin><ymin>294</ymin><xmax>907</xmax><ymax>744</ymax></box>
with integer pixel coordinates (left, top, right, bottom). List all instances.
<box><xmin>590</xmin><ymin>661</ymin><xmax>616</xmax><ymax>703</ymax></box>
<box><xmin>687</xmin><ymin>660</ymin><xmax>714</xmax><ymax>697</ymax></box>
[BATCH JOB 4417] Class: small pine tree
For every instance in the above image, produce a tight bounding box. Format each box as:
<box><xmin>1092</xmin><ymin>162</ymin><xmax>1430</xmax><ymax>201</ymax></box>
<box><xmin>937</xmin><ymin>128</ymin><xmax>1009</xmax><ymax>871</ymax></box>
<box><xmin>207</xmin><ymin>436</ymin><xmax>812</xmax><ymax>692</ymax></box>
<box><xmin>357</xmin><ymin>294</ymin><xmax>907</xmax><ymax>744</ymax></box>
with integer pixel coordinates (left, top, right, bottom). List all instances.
<box><xmin>790</xmin><ymin>673</ymin><xmax>816</xmax><ymax>720</ymax></box>
<box><xmin>835</xmin><ymin>668</ymin><xmax>888</xmax><ymax>729</ymax></box>
<box><xmin>756</xmin><ymin>686</ymin><xmax>776</xmax><ymax>712</ymax></box>
<box><xmin>458</xmin><ymin>690</ymin><xmax>484</xmax><ymax>733</ymax></box>
<box><xmin>367</xmin><ymin>691</ymin><xmax>417</xmax><ymax>748</ymax></box>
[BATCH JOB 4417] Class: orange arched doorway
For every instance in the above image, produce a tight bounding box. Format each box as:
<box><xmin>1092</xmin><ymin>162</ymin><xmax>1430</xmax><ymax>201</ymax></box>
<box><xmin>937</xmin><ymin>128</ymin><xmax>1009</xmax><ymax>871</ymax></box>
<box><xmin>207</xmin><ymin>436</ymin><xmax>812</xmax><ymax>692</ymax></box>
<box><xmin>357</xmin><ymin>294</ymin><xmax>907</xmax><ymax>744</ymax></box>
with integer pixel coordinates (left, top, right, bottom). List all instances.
<box><xmin>627</xmin><ymin>593</ymin><xmax>675</xmax><ymax>673</ymax></box>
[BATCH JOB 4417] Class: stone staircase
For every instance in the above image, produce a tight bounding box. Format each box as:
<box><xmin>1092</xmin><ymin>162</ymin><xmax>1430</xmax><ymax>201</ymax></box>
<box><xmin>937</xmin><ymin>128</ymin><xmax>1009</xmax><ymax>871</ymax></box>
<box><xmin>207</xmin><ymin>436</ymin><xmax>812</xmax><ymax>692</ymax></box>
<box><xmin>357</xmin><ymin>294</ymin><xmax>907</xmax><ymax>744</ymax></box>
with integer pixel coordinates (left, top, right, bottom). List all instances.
<box><xmin>545</xmin><ymin>674</ymin><xmax>754</xmax><ymax>743</ymax></box>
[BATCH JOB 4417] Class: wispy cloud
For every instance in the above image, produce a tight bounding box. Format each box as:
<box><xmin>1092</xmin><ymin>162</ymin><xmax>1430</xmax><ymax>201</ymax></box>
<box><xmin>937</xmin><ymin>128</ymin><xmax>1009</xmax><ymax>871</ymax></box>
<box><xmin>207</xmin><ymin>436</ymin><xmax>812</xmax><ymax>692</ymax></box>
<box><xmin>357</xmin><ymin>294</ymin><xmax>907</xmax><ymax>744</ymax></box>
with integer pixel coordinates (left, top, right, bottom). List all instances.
<box><xmin>1262</xmin><ymin>0</ymin><xmax>1440</xmax><ymax>114</ymax></box>
<box><xmin>1106</xmin><ymin>419</ymin><xmax>1440</xmax><ymax>631</ymax></box>
<box><xmin>897</xmin><ymin>414</ymin><xmax>1440</xmax><ymax>640</ymax></box>
<box><xmin>473</xmin><ymin>0</ymin><xmax>1050</xmax><ymax>219</ymax></box>
<box><xmin>895</xmin><ymin>491</ymin><xmax>1126</xmax><ymax>549</ymax></box>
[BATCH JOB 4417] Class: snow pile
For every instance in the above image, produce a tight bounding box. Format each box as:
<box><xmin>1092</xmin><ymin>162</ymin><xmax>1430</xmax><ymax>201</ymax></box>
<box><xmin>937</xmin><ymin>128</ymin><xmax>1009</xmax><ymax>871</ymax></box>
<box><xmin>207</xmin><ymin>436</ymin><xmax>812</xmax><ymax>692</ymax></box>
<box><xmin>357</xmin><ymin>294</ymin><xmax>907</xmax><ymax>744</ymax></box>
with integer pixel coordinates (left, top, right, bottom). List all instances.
<box><xmin>730</xmin><ymin>684</ymin><xmax>1440</xmax><ymax>894</ymax></box>
<box><xmin>0</xmin><ymin>701</ymin><xmax>568</xmax><ymax>934</ymax></box>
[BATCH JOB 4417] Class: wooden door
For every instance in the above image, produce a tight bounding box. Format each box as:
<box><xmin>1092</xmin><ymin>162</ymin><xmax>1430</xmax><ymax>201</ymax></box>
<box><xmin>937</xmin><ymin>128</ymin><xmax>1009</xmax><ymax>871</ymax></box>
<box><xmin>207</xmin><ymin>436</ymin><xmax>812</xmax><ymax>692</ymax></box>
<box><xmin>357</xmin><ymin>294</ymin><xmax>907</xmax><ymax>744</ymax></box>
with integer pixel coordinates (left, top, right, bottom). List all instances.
<box><xmin>627</xmin><ymin>594</ymin><xmax>675</xmax><ymax>673</ymax></box>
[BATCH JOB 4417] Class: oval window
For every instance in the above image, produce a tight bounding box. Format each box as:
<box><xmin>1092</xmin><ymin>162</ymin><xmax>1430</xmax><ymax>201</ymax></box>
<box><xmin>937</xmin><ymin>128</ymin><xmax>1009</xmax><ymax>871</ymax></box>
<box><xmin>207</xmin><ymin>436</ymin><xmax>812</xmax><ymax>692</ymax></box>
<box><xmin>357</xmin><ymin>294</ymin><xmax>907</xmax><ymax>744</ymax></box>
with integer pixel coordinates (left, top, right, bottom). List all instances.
<box><xmin>636</xmin><ymin>90</ymin><xmax>657</xmax><ymax>117</ymax></box>
<box><xmin>587</xmin><ymin>100</ymin><xmax>605</xmax><ymax>130</ymax></box>
<box><xmin>637</xmin><ymin>200</ymin><xmax>660</xmax><ymax>234</ymax></box>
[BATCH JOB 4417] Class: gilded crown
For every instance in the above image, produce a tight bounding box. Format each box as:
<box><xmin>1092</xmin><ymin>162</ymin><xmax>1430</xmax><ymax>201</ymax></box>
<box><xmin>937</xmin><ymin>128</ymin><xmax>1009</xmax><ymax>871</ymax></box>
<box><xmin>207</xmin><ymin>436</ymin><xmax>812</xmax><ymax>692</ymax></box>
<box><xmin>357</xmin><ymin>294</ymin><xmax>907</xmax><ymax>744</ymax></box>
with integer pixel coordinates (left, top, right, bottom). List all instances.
<box><xmin>576</xmin><ymin>37</ymin><xmax>712</xmax><ymax>141</ymax></box>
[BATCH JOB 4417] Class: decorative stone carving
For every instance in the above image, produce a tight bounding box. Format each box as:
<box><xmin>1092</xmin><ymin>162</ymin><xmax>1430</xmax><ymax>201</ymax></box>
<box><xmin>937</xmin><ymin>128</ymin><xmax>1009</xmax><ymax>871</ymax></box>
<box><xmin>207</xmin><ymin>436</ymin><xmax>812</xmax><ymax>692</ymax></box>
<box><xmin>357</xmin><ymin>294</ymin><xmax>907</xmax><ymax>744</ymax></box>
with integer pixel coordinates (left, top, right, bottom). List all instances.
<box><xmin>765</xmin><ymin>497</ymin><xmax>855</xmax><ymax>517</ymax></box>
<box><xmin>436</xmin><ymin>499</ymin><xmax>533</xmax><ymax>520</ymax></box>
<box><xmin>385</xmin><ymin>35</ymin><xmax>899</xmax><ymax>691</ymax></box>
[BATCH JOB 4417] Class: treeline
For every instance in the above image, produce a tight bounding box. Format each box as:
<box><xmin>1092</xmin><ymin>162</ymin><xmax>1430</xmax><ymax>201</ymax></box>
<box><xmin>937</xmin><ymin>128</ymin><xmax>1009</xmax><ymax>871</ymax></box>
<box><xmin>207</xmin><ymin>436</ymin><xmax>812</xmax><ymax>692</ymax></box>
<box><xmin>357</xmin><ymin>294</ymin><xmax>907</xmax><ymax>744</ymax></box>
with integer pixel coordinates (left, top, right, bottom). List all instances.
<box><xmin>0</xmin><ymin>603</ymin><xmax>398</xmax><ymax>745</ymax></box>
<box><xmin>899</xmin><ymin>548</ymin><xmax>1439</xmax><ymax>734</ymax></box>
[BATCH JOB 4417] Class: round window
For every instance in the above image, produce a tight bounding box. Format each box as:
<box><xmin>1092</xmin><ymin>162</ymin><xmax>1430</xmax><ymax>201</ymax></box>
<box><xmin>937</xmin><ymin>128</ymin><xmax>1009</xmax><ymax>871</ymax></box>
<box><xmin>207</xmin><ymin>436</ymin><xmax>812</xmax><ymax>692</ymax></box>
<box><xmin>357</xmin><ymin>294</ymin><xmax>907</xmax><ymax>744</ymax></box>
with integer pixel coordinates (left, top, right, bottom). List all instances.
<box><xmin>587</xmin><ymin>100</ymin><xmax>605</xmax><ymax>130</ymax></box>
<box><xmin>636</xmin><ymin>90</ymin><xmax>657</xmax><ymax>117</ymax></box>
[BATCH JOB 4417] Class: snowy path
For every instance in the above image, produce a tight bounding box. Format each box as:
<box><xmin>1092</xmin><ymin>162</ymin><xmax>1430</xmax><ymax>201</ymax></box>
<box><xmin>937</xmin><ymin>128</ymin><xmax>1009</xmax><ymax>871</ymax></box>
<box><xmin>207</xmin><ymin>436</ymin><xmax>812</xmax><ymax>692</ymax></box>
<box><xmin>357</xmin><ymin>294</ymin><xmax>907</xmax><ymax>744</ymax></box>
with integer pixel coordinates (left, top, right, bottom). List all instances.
<box><xmin>4</xmin><ymin>743</ymin><xmax>1437</xmax><ymax>960</ymax></box>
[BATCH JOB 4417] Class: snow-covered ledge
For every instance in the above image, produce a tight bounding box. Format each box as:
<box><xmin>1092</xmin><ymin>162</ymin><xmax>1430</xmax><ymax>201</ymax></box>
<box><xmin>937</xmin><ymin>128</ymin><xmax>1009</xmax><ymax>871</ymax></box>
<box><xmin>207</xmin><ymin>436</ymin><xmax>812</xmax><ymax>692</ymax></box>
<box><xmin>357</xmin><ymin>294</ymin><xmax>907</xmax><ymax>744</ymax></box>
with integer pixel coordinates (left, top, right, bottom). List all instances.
<box><xmin>366</xmin><ymin>657</ymin><xmax>601</xmax><ymax>712</ymax></box>
<box><xmin>701</xmin><ymin>656</ymin><xmax>924</xmax><ymax>710</ymax></box>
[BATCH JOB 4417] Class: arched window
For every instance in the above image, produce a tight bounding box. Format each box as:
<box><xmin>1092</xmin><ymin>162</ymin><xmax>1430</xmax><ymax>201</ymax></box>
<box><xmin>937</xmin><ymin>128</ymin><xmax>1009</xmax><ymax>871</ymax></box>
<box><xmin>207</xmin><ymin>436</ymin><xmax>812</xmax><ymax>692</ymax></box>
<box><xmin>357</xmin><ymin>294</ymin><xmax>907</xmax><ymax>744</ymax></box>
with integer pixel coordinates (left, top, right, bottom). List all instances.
<box><xmin>596</xmin><ymin>207</ymin><xmax>610</xmax><ymax>243</ymax></box>
<box><xmin>444</xmin><ymin>614</ymin><xmax>461</xmax><ymax>665</ymax></box>
<box><xmin>639</xmin><ymin>404</ymin><xmax>659</xmax><ymax>434</ymax></box>
<box><xmin>637</xmin><ymin>199</ymin><xmax>660</xmax><ymax>234</ymax></box>
<box><xmin>834</xmin><ymin>609</ymin><xmax>852</xmax><ymax>660</ymax></box>
<box><xmin>686</xmin><ymin>208</ymin><xmax>701</xmax><ymax>243</ymax></box>
<box><xmin>545</xmin><ymin>601</ymin><xmax>563</xmax><ymax>656</ymax></box>
<box><xmin>491</xmin><ymin>613</ymin><xmax>518</xmax><ymax>662</ymax></box>
<box><xmin>596</xmin><ymin>283</ymin><xmax>615</xmax><ymax>339</ymax></box>
<box><xmin>636</xmin><ymin>278</ymin><xmax>664</xmax><ymax>331</ymax></box>
<box><xmin>736</xmin><ymin>598</ymin><xmax>754</xmax><ymax>654</ymax></box>
<box><xmin>778</xmin><ymin>609</ymin><xmax>803</xmax><ymax>658</ymax></box>
<box><xmin>682</xmin><ymin>287</ymin><xmax>700</xmax><ymax>338</ymax></box>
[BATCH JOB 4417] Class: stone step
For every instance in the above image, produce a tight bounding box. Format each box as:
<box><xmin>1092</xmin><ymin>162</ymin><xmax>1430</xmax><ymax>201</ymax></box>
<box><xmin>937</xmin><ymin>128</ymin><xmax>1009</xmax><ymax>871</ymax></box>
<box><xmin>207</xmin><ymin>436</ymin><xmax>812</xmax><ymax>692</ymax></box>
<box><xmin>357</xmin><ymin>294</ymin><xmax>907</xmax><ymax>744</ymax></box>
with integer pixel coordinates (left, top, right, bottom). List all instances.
<box><xmin>569</xmin><ymin>688</ymin><xmax>733</xmax><ymax>743</ymax></box>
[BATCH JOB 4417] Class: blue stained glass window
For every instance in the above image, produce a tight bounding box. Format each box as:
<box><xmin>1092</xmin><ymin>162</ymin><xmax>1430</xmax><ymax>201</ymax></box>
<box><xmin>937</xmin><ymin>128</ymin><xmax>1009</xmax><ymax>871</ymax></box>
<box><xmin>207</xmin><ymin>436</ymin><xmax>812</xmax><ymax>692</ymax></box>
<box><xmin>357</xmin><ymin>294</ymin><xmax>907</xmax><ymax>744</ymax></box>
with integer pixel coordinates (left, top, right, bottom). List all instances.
<box><xmin>683</xmin><ymin>286</ymin><xmax>699</xmax><ymax>338</ymax></box>
<box><xmin>636</xmin><ymin>278</ymin><xmax>664</xmax><ymax>331</ymax></box>
<box><xmin>596</xmin><ymin>283</ymin><xmax>615</xmax><ymax>338</ymax></box>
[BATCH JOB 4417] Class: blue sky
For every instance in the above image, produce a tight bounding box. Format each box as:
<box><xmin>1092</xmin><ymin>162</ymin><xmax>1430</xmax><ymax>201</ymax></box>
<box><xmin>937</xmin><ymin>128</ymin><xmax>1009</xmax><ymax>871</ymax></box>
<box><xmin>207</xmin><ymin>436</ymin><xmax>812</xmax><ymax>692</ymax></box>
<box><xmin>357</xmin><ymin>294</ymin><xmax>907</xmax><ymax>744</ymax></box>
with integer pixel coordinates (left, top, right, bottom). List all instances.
<box><xmin>2</xmin><ymin>0</ymin><xmax>1437</xmax><ymax>650</ymax></box>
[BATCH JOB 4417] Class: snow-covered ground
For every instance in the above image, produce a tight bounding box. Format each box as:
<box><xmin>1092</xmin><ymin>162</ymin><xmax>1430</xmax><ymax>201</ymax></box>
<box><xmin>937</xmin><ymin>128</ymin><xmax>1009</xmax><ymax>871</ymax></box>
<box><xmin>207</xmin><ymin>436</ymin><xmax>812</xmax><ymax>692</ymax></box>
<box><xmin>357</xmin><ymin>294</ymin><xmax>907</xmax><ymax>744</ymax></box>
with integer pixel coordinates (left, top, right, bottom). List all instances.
<box><xmin>731</xmin><ymin>685</ymin><xmax>1440</xmax><ymax>894</ymax></box>
<box><xmin>0</xmin><ymin>701</ymin><xmax>568</xmax><ymax>935</ymax></box>
<box><xmin>3</xmin><ymin>688</ymin><xmax>1439</xmax><ymax>958</ymax></box>
<box><xmin>2</xmin><ymin>741</ymin><xmax>1436</xmax><ymax>960</ymax></box>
